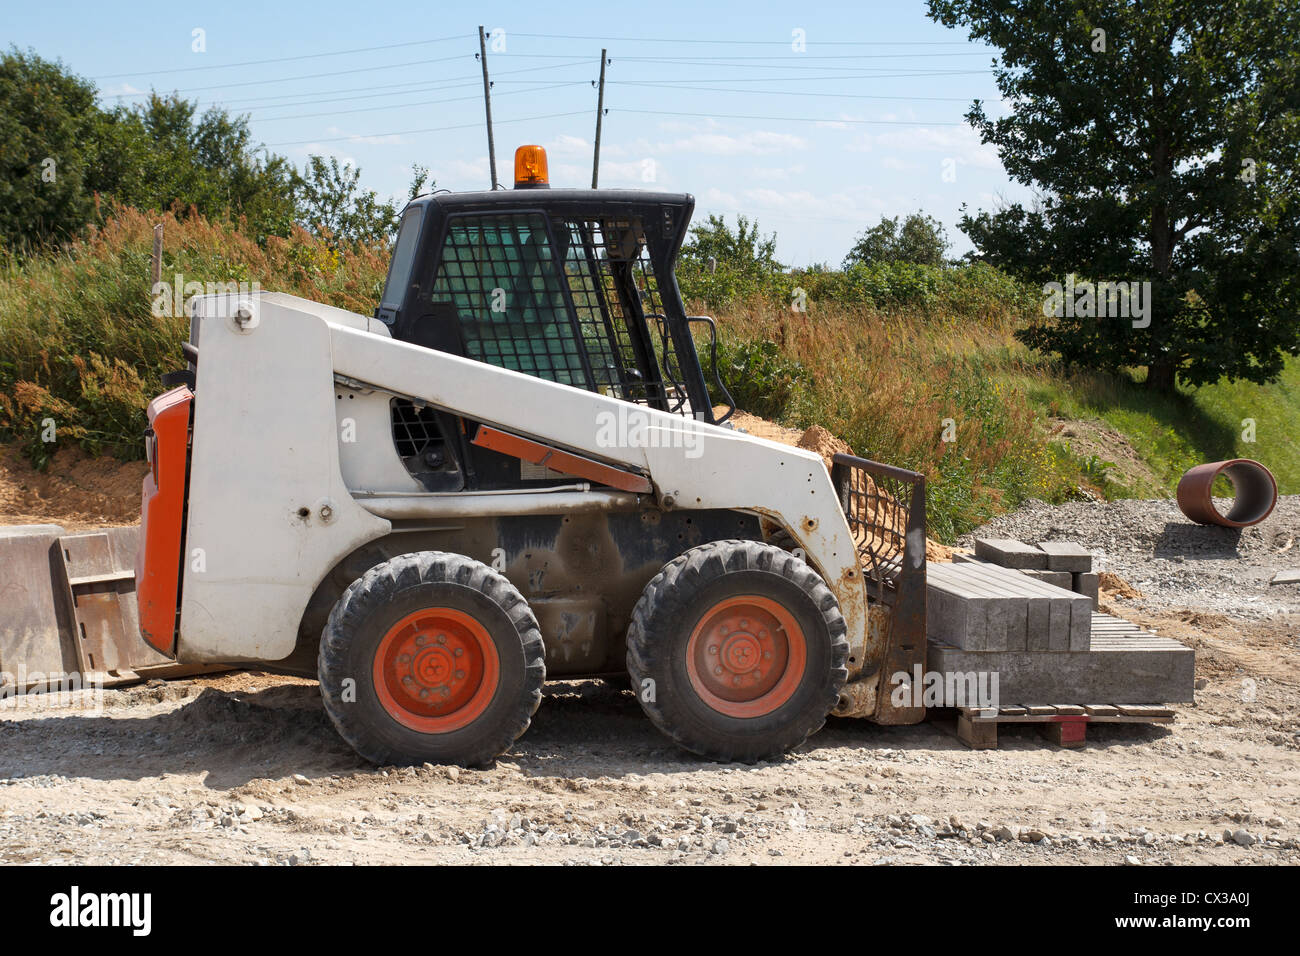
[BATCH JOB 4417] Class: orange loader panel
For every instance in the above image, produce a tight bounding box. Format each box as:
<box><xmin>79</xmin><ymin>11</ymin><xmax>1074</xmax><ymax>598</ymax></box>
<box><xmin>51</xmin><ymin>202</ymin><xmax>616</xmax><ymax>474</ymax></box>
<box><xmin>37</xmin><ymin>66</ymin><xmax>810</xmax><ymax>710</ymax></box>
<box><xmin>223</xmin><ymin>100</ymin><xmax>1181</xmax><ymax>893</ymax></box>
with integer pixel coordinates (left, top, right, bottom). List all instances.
<box><xmin>136</xmin><ymin>385</ymin><xmax>193</xmax><ymax>656</ymax></box>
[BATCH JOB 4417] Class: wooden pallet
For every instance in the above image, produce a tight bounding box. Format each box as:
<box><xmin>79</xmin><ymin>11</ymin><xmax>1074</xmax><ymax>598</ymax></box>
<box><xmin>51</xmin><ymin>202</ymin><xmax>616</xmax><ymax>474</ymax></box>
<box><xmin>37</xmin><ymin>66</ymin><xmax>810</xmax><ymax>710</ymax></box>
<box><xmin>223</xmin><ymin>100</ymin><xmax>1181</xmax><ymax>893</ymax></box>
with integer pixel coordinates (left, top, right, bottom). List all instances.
<box><xmin>951</xmin><ymin>704</ymin><xmax>1175</xmax><ymax>750</ymax></box>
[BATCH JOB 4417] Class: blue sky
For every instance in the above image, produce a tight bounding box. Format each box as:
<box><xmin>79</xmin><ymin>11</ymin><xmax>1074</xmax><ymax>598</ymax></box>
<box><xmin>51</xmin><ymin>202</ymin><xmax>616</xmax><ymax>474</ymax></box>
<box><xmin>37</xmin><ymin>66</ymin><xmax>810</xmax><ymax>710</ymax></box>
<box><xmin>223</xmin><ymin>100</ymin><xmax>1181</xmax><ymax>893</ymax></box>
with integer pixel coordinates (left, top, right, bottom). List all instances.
<box><xmin>4</xmin><ymin>0</ymin><xmax>1032</xmax><ymax>265</ymax></box>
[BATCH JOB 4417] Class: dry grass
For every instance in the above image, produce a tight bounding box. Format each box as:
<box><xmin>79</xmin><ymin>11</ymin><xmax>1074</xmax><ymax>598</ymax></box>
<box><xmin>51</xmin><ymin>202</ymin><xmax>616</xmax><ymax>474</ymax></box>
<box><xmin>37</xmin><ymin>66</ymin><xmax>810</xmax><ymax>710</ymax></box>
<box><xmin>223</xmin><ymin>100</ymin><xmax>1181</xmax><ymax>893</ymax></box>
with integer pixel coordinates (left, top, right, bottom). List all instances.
<box><xmin>0</xmin><ymin>206</ymin><xmax>389</xmax><ymax>464</ymax></box>
<box><xmin>704</xmin><ymin>297</ymin><xmax>1084</xmax><ymax>540</ymax></box>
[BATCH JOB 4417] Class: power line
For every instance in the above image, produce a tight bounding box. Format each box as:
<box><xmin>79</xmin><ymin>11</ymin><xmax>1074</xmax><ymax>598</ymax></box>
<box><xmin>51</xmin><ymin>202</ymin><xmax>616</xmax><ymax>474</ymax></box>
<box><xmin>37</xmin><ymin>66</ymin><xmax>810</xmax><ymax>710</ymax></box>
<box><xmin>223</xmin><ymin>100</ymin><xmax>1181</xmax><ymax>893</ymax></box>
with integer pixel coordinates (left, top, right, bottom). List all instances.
<box><xmin>614</xmin><ymin>108</ymin><xmax>964</xmax><ymax>126</ymax></box>
<box><xmin>253</xmin><ymin>82</ymin><xmax>587</xmax><ymax>123</ymax></box>
<box><xmin>605</xmin><ymin>71</ymin><xmax>989</xmax><ymax>84</ymax></box>
<box><xmin>114</xmin><ymin>59</ymin><xmax>594</xmax><ymax>111</ymax></box>
<box><xmin>108</xmin><ymin>53</ymin><xmax>474</xmax><ymax>96</ymax></box>
<box><xmin>420</xmin><ymin>52</ymin><xmax>992</xmax><ymax>63</ymax></box>
<box><xmin>603</xmin><ymin>60</ymin><xmax>991</xmax><ymax>74</ymax></box>
<box><xmin>265</xmin><ymin>109</ymin><xmax>590</xmax><ymax>147</ymax></box>
<box><xmin>93</xmin><ymin>33</ymin><xmax>473</xmax><ymax>80</ymax></box>
<box><xmin>209</xmin><ymin>80</ymin><xmax>480</xmax><ymax>111</ymax></box>
<box><xmin>613</xmin><ymin>81</ymin><xmax>973</xmax><ymax>102</ymax></box>
<box><xmin>196</xmin><ymin>59</ymin><xmax>595</xmax><ymax>110</ymax></box>
<box><xmin>615</xmin><ymin>52</ymin><xmax>994</xmax><ymax>60</ymax></box>
<box><xmin>510</xmin><ymin>32</ymin><xmax>975</xmax><ymax>47</ymax></box>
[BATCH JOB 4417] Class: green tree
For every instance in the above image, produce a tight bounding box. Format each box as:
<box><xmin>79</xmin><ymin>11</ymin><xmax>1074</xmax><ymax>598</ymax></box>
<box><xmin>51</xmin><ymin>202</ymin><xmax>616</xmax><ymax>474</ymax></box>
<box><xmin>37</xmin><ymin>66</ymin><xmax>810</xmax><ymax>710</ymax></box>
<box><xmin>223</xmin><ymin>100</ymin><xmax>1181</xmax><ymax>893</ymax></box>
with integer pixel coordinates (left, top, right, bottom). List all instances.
<box><xmin>99</xmin><ymin>94</ymin><xmax>301</xmax><ymax>239</ymax></box>
<box><xmin>928</xmin><ymin>0</ymin><xmax>1300</xmax><ymax>391</ymax></box>
<box><xmin>680</xmin><ymin>214</ymin><xmax>783</xmax><ymax>277</ymax></box>
<box><xmin>844</xmin><ymin>212</ymin><xmax>950</xmax><ymax>268</ymax></box>
<box><xmin>0</xmin><ymin>49</ymin><xmax>102</xmax><ymax>249</ymax></box>
<box><xmin>297</xmin><ymin>154</ymin><xmax>399</xmax><ymax>246</ymax></box>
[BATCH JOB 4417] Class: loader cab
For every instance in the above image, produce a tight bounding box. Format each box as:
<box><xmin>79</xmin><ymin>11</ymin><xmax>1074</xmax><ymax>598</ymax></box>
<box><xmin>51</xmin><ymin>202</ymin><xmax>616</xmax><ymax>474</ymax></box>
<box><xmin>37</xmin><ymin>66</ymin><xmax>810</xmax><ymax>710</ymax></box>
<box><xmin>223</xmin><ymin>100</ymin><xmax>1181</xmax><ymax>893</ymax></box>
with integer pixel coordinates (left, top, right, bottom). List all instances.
<box><xmin>374</xmin><ymin>146</ymin><xmax>734</xmax><ymax>492</ymax></box>
<box><xmin>379</xmin><ymin>163</ymin><xmax>728</xmax><ymax>421</ymax></box>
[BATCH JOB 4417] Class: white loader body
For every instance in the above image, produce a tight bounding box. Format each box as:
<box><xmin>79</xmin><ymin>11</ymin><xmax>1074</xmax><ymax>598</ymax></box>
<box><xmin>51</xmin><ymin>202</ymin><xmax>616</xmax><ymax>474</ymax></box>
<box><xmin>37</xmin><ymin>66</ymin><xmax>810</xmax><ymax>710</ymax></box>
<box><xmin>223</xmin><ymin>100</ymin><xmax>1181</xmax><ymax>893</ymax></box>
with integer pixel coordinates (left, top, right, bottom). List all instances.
<box><xmin>178</xmin><ymin>292</ymin><xmax>871</xmax><ymax>670</ymax></box>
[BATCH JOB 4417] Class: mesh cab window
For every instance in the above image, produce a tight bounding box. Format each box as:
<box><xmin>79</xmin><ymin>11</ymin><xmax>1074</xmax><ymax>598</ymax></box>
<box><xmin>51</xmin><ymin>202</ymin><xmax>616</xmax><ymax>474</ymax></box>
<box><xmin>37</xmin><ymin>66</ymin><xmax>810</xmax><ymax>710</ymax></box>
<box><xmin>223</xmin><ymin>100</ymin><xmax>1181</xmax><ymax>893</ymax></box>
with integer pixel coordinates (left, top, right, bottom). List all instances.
<box><xmin>429</xmin><ymin>213</ymin><xmax>591</xmax><ymax>386</ymax></box>
<box><xmin>560</xmin><ymin>219</ymin><xmax>692</xmax><ymax>413</ymax></box>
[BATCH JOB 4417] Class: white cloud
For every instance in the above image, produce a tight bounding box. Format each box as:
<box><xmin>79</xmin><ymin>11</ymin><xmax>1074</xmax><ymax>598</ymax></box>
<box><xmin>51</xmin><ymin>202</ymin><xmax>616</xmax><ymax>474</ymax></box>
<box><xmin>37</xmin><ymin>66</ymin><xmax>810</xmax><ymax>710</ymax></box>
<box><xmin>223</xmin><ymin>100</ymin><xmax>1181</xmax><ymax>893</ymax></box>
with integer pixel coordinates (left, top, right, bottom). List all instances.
<box><xmin>594</xmin><ymin>159</ymin><xmax>664</xmax><ymax>185</ymax></box>
<box><xmin>648</xmin><ymin>129</ymin><xmax>808</xmax><ymax>157</ymax></box>
<box><xmin>545</xmin><ymin>133</ymin><xmax>590</xmax><ymax>156</ymax></box>
<box><xmin>101</xmin><ymin>83</ymin><xmax>143</xmax><ymax>99</ymax></box>
<box><xmin>867</xmin><ymin>124</ymin><xmax>1000</xmax><ymax>170</ymax></box>
<box><xmin>749</xmin><ymin>164</ymin><xmax>807</xmax><ymax>182</ymax></box>
<box><xmin>323</xmin><ymin>126</ymin><xmax>403</xmax><ymax>147</ymax></box>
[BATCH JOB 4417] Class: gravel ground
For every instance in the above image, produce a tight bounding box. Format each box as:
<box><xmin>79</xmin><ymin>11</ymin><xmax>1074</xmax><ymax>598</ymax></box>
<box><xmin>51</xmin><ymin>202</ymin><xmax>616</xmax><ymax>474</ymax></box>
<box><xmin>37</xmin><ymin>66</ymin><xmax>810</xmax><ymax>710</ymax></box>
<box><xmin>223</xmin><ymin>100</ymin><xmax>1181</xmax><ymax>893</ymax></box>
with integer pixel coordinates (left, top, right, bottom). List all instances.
<box><xmin>958</xmin><ymin>494</ymin><xmax>1300</xmax><ymax>619</ymax></box>
<box><xmin>0</xmin><ymin>670</ymin><xmax>1297</xmax><ymax>866</ymax></box>
<box><xmin>1</xmin><ymin>496</ymin><xmax>1297</xmax><ymax>866</ymax></box>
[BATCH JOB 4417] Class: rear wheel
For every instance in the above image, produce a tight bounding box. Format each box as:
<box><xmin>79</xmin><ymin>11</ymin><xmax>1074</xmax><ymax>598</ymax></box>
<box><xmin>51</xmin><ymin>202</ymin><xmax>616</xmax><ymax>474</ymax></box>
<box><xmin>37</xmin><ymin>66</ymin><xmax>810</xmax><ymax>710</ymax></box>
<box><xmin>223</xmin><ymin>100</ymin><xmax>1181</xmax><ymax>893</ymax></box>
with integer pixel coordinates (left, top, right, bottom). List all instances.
<box><xmin>627</xmin><ymin>540</ymin><xmax>848</xmax><ymax>762</ymax></box>
<box><xmin>319</xmin><ymin>552</ymin><xmax>544</xmax><ymax>767</ymax></box>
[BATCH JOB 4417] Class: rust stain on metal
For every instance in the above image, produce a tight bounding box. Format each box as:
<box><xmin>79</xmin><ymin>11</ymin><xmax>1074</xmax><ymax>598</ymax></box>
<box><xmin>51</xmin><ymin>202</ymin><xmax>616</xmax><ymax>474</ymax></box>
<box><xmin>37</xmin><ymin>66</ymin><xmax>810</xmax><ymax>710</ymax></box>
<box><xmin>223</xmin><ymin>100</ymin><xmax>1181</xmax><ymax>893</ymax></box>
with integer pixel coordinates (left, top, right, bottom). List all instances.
<box><xmin>832</xmin><ymin>672</ymin><xmax>879</xmax><ymax>718</ymax></box>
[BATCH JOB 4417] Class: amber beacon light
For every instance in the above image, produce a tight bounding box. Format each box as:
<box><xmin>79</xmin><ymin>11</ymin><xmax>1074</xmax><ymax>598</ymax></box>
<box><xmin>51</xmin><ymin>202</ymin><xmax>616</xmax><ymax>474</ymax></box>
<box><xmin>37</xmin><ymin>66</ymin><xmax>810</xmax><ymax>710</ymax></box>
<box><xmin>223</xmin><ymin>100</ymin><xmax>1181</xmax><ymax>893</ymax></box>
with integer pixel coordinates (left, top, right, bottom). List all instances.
<box><xmin>513</xmin><ymin>145</ymin><xmax>550</xmax><ymax>188</ymax></box>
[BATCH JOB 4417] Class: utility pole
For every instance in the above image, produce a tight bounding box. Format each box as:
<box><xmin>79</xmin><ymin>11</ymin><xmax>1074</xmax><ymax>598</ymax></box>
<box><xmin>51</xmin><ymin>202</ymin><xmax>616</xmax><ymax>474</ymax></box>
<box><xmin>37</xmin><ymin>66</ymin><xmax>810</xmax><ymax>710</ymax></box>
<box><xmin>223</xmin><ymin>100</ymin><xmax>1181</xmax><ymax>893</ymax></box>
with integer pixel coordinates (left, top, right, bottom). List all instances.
<box><xmin>591</xmin><ymin>49</ymin><xmax>608</xmax><ymax>189</ymax></box>
<box><xmin>477</xmin><ymin>26</ymin><xmax>498</xmax><ymax>190</ymax></box>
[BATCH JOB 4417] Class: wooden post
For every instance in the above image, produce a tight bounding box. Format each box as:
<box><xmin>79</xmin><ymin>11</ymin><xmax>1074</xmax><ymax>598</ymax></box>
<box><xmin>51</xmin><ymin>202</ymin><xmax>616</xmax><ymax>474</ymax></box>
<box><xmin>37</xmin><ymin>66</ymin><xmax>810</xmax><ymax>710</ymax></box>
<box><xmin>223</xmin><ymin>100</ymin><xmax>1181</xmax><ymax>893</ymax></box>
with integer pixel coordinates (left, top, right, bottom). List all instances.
<box><xmin>478</xmin><ymin>26</ymin><xmax>498</xmax><ymax>190</ymax></box>
<box><xmin>151</xmin><ymin>223</ymin><xmax>164</xmax><ymax>289</ymax></box>
<box><xmin>591</xmin><ymin>49</ymin><xmax>608</xmax><ymax>188</ymax></box>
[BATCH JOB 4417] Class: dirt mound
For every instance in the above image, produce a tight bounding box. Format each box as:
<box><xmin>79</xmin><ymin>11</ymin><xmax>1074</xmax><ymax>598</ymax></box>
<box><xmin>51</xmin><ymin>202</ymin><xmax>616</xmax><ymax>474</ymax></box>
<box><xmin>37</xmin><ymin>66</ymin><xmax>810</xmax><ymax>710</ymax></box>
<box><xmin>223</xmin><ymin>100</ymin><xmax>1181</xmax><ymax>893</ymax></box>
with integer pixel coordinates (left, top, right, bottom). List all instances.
<box><xmin>1099</xmin><ymin>570</ymin><xmax>1143</xmax><ymax>600</ymax></box>
<box><xmin>0</xmin><ymin>443</ymin><xmax>146</xmax><ymax>529</ymax></box>
<box><xmin>724</xmin><ymin>410</ymin><xmax>951</xmax><ymax>562</ymax></box>
<box><xmin>724</xmin><ymin>409</ymin><xmax>806</xmax><ymax>446</ymax></box>
<box><xmin>1049</xmin><ymin>417</ymin><xmax>1162</xmax><ymax>494</ymax></box>
<box><xmin>796</xmin><ymin>424</ymin><xmax>852</xmax><ymax>474</ymax></box>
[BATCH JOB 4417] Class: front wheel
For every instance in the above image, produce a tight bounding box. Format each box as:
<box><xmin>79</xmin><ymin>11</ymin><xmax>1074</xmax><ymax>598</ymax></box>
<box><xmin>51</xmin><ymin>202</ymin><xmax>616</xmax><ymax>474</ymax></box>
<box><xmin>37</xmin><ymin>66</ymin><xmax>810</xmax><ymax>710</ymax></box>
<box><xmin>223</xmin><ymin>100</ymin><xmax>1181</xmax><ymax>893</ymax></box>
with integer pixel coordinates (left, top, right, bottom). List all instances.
<box><xmin>627</xmin><ymin>540</ymin><xmax>848</xmax><ymax>762</ymax></box>
<box><xmin>319</xmin><ymin>551</ymin><xmax>545</xmax><ymax>767</ymax></box>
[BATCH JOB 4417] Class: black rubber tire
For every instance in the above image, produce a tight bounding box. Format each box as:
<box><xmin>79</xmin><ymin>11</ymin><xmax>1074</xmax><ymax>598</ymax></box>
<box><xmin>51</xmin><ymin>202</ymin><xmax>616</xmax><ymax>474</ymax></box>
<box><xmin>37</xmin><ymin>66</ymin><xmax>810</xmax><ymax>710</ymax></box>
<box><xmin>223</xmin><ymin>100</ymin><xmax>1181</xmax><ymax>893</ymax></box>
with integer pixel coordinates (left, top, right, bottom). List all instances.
<box><xmin>319</xmin><ymin>551</ymin><xmax>544</xmax><ymax>767</ymax></box>
<box><xmin>626</xmin><ymin>539</ymin><xmax>848</xmax><ymax>762</ymax></box>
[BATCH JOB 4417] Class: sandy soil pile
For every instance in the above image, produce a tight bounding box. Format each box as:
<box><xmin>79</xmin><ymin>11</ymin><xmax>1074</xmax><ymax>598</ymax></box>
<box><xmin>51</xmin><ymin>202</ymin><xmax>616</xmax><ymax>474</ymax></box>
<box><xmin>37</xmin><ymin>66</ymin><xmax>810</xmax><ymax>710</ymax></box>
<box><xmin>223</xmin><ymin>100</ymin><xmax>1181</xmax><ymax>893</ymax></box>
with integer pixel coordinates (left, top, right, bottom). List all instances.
<box><xmin>727</xmin><ymin>411</ymin><xmax>952</xmax><ymax>562</ymax></box>
<box><xmin>0</xmin><ymin>444</ymin><xmax>147</xmax><ymax>530</ymax></box>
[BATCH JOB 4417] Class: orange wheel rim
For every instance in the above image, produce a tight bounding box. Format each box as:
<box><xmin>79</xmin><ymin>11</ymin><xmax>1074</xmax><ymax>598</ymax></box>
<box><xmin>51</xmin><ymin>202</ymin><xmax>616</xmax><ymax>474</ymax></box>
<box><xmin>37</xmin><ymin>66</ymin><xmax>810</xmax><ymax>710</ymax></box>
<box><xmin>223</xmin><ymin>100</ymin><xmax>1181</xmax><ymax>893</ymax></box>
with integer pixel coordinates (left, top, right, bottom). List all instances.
<box><xmin>372</xmin><ymin>608</ymin><xmax>499</xmax><ymax>733</ymax></box>
<box><xmin>685</xmin><ymin>595</ymin><xmax>806</xmax><ymax>718</ymax></box>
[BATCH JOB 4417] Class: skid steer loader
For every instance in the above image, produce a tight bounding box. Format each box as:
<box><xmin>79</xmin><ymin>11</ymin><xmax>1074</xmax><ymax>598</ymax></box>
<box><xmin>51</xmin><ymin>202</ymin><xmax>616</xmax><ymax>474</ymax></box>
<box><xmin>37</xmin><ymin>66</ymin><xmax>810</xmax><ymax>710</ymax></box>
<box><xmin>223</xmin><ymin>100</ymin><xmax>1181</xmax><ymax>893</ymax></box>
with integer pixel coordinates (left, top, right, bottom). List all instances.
<box><xmin>135</xmin><ymin>145</ymin><xmax>928</xmax><ymax>766</ymax></box>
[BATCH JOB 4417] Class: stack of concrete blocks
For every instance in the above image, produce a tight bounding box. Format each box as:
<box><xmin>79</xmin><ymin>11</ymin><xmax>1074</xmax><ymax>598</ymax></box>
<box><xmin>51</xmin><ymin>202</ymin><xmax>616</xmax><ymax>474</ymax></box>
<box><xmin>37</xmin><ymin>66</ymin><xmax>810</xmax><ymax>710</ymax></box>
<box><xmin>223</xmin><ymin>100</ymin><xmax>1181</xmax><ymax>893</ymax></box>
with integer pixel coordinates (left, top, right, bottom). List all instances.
<box><xmin>965</xmin><ymin>538</ymin><xmax>1099</xmax><ymax>609</ymax></box>
<box><xmin>926</xmin><ymin>538</ymin><xmax>1194</xmax><ymax>705</ymax></box>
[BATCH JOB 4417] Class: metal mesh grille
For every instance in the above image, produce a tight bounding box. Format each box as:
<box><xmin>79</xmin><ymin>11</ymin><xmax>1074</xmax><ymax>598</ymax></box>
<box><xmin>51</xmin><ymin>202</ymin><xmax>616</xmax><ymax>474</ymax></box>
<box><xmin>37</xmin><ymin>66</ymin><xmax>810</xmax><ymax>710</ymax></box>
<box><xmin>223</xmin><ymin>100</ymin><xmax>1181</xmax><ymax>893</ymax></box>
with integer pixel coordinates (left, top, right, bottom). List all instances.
<box><xmin>427</xmin><ymin>211</ymin><xmax>694</xmax><ymax>417</ymax></box>
<box><xmin>625</xmin><ymin>234</ymin><xmax>691</xmax><ymax>416</ymax></box>
<box><xmin>391</xmin><ymin>399</ymin><xmax>441</xmax><ymax>458</ymax></box>
<box><xmin>561</xmin><ymin>219</ymin><xmax>661</xmax><ymax>404</ymax></box>
<box><xmin>430</xmin><ymin>213</ymin><xmax>592</xmax><ymax>387</ymax></box>
<box><xmin>831</xmin><ymin>454</ymin><xmax>926</xmax><ymax>594</ymax></box>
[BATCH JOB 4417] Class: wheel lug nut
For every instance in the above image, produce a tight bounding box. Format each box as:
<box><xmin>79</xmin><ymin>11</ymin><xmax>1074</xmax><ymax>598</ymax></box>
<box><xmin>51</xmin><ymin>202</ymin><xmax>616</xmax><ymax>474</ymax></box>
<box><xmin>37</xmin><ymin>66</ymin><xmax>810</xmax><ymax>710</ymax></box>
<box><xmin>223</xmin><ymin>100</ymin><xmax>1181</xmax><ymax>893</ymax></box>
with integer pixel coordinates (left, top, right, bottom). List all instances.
<box><xmin>707</xmin><ymin>644</ymin><xmax>718</xmax><ymax>654</ymax></box>
<box><xmin>713</xmin><ymin>666</ymin><xmax>723</xmax><ymax>676</ymax></box>
<box><xmin>435</xmin><ymin>634</ymin><xmax>447</xmax><ymax>644</ymax></box>
<box><xmin>453</xmin><ymin>647</ymin><xmax>464</xmax><ymax>657</ymax></box>
<box><xmin>415</xmin><ymin>635</ymin><xmax>427</xmax><ymax>646</ymax></box>
<box><xmin>732</xmin><ymin>676</ymin><xmax>742</xmax><ymax>686</ymax></box>
<box><xmin>455</xmin><ymin>670</ymin><xmax>465</xmax><ymax>680</ymax></box>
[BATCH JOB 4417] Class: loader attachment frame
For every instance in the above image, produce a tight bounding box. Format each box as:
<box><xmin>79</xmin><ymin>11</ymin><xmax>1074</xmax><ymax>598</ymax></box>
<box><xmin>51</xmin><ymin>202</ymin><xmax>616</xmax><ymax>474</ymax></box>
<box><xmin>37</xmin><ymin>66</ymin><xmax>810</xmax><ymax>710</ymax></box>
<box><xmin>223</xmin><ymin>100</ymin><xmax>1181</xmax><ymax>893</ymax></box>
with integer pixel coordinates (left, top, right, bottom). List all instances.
<box><xmin>831</xmin><ymin>453</ymin><xmax>927</xmax><ymax>724</ymax></box>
